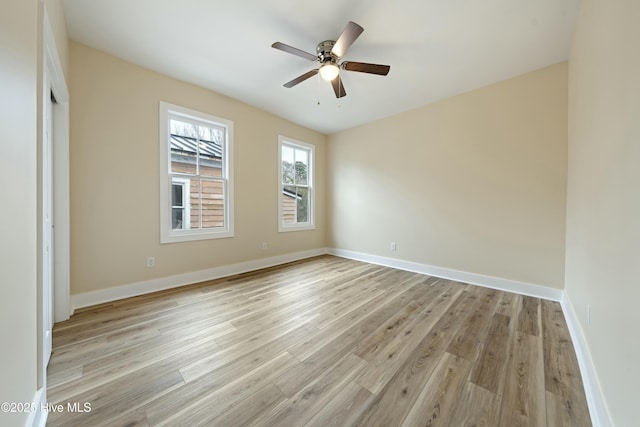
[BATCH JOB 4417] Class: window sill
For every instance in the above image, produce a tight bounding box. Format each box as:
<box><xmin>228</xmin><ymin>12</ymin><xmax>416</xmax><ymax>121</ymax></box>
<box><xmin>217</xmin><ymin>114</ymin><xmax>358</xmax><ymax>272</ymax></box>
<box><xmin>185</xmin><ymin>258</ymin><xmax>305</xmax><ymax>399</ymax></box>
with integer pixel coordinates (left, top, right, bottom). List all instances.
<box><xmin>160</xmin><ymin>229</ymin><xmax>234</xmax><ymax>244</ymax></box>
<box><xmin>278</xmin><ymin>224</ymin><xmax>315</xmax><ymax>233</ymax></box>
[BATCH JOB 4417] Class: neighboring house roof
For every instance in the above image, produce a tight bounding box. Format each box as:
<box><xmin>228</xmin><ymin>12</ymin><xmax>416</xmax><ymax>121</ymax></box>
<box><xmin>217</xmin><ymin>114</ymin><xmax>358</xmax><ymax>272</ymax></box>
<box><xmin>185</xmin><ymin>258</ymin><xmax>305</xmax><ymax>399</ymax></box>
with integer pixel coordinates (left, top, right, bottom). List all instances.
<box><xmin>282</xmin><ymin>188</ymin><xmax>302</xmax><ymax>200</ymax></box>
<box><xmin>170</xmin><ymin>134</ymin><xmax>222</xmax><ymax>159</ymax></box>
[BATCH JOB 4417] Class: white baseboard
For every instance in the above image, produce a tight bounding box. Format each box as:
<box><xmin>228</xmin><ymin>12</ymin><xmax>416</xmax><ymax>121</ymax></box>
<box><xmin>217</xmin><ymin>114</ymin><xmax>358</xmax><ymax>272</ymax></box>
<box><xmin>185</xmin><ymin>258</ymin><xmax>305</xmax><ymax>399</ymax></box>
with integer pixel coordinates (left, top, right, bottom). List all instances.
<box><xmin>71</xmin><ymin>248</ymin><xmax>328</xmax><ymax>310</ymax></box>
<box><xmin>561</xmin><ymin>293</ymin><xmax>612</xmax><ymax>427</ymax></box>
<box><xmin>329</xmin><ymin>248</ymin><xmax>563</xmax><ymax>301</ymax></box>
<box><xmin>26</xmin><ymin>387</ymin><xmax>47</xmax><ymax>427</ymax></box>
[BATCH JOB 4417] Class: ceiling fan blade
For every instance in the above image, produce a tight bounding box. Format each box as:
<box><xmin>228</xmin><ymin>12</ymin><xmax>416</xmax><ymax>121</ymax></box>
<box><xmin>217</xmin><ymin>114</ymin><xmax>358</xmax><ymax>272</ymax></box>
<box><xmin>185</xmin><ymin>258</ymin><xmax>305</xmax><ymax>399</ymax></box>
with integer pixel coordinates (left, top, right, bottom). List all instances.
<box><xmin>331</xmin><ymin>21</ymin><xmax>364</xmax><ymax>58</ymax></box>
<box><xmin>342</xmin><ymin>61</ymin><xmax>390</xmax><ymax>76</ymax></box>
<box><xmin>331</xmin><ymin>74</ymin><xmax>347</xmax><ymax>98</ymax></box>
<box><xmin>272</xmin><ymin>42</ymin><xmax>317</xmax><ymax>62</ymax></box>
<box><xmin>284</xmin><ymin>69</ymin><xmax>319</xmax><ymax>88</ymax></box>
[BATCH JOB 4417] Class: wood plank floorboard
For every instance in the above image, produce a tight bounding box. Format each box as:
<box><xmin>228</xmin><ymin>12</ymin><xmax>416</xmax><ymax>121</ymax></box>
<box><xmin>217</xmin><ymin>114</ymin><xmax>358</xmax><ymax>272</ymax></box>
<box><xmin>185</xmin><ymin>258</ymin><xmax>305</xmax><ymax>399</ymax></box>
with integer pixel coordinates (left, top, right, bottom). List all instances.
<box><xmin>47</xmin><ymin>255</ymin><xmax>591</xmax><ymax>426</ymax></box>
<box><xmin>498</xmin><ymin>332</ymin><xmax>547</xmax><ymax>426</ymax></box>
<box><xmin>400</xmin><ymin>352</ymin><xmax>471</xmax><ymax>427</ymax></box>
<box><xmin>469</xmin><ymin>313</ymin><xmax>513</xmax><ymax>394</ymax></box>
<box><xmin>352</xmin><ymin>286</ymin><xmax>483</xmax><ymax>426</ymax></box>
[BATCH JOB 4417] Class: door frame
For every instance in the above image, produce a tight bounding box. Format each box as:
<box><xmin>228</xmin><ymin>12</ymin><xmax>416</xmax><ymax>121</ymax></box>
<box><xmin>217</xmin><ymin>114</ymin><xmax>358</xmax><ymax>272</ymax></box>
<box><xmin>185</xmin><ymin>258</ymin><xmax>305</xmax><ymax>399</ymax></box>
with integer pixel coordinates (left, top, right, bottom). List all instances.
<box><xmin>42</xmin><ymin>74</ymin><xmax>53</xmax><ymax>368</ymax></box>
<box><xmin>36</xmin><ymin>0</ymin><xmax>70</xmax><ymax>386</ymax></box>
<box><xmin>31</xmin><ymin>5</ymin><xmax>70</xmax><ymax>425</ymax></box>
<box><xmin>46</xmin><ymin>23</ymin><xmax>71</xmax><ymax>325</ymax></box>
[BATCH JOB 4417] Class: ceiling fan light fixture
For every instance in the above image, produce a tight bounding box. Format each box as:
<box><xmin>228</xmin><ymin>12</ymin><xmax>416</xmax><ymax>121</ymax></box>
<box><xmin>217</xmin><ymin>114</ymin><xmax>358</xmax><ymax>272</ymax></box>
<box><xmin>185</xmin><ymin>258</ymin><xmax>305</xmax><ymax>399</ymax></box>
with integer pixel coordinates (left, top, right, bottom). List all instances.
<box><xmin>319</xmin><ymin>62</ymin><xmax>340</xmax><ymax>81</ymax></box>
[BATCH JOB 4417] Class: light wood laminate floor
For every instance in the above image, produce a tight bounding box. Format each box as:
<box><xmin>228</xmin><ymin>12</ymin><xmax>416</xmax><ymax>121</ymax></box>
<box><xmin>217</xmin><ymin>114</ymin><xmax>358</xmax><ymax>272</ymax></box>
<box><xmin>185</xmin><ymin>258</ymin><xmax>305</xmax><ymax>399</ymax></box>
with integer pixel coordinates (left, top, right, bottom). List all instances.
<box><xmin>47</xmin><ymin>256</ymin><xmax>591</xmax><ymax>426</ymax></box>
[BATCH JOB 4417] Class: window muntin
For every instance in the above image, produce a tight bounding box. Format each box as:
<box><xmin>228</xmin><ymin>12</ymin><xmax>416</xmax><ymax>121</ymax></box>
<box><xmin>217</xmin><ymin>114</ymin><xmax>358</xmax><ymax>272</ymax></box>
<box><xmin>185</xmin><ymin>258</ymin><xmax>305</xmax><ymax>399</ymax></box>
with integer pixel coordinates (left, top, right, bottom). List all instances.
<box><xmin>279</xmin><ymin>136</ymin><xmax>314</xmax><ymax>232</ymax></box>
<box><xmin>160</xmin><ymin>102</ymin><xmax>233</xmax><ymax>243</ymax></box>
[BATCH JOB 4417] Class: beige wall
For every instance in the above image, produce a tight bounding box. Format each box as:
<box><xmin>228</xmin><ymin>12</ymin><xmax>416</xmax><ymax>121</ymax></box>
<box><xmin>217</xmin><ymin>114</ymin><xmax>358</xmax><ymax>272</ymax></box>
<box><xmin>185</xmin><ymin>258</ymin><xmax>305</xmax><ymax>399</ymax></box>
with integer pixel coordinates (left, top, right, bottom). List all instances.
<box><xmin>328</xmin><ymin>62</ymin><xmax>568</xmax><ymax>288</ymax></box>
<box><xmin>69</xmin><ymin>41</ymin><xmax>326</xmax><ymax>295</ymax></box>
<box><xmin>0</xmin><ymin>0</ymin><xmax>39</xmax><ymax>425</ymax></box>
<box><xmin>566</xmin><ymin>0</ymin><xmax>640</xmax><ymax>425</ymax></box>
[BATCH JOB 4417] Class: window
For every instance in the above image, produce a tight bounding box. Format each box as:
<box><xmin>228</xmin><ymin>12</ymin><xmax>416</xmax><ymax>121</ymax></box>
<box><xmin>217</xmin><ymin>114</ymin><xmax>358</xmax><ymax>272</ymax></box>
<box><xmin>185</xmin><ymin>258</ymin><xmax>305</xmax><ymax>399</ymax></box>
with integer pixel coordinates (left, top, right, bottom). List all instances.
<box><xmin>160</xmin><ymin>102</ymin><xmax>233</xmax><ymax>243</ymax></box>
<box><xmin>278</xmin><ymin>136</ymin><xmax>314</xmax><ymax>232</ymax></box>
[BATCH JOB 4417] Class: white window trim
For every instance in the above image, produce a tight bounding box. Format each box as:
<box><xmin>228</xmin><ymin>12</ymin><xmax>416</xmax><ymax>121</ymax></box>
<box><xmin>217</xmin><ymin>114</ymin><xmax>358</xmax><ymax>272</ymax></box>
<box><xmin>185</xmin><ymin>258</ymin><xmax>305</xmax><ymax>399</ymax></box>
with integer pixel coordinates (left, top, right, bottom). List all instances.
<box><xmin>160</xmin><ymin>101</ymin><xmax>234</xmax><ymax>243</ymax></box>
<box><xmin>278</xmin><ymin>135</ymin><xmax>315</xmax><ymax>232</ymax></box>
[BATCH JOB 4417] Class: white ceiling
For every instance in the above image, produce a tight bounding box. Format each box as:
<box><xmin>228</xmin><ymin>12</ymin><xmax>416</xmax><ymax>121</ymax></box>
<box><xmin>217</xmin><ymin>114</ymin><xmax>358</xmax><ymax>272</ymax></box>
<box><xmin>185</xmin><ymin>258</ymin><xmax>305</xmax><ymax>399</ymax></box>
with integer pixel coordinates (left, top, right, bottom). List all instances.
<box><xmin>62</xmin><ymin>0</ymin><xmax>580</xmax><ymax>134</ymax></box>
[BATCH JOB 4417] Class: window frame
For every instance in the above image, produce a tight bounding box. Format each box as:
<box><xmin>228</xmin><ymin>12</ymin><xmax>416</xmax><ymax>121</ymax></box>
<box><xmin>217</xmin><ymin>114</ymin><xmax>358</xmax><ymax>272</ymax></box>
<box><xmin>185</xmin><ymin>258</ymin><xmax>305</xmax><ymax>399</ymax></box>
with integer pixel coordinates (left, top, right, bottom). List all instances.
<box><xmin>278</xmin><ymin>135</ymin><xmax>315</xmax><ymax>232</ymax></box>
<box><xmin>160</xmin><ymin>101</ymin><xmax>234</xmax><ymax>243</ymax></box>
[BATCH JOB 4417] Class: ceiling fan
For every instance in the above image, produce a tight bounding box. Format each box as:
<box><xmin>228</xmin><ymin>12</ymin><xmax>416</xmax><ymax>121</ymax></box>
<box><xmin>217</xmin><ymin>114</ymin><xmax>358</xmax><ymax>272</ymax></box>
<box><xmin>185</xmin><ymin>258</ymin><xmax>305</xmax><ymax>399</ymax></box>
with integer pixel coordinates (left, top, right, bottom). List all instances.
<box><xmin>272</xmin><ymin>21</ymin><xmax>390</xmax><ymax>98</ymax></box>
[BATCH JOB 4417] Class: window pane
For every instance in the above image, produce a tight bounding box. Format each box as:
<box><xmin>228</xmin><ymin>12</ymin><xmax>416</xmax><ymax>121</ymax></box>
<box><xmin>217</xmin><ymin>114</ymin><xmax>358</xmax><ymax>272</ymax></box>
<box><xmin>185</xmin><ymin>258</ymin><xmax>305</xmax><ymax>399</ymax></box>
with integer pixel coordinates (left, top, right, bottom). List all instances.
<box><xmin>281</xmin><ymin>185</ymin><xmax>309</xmax><ymax>224</ymax></box>
<box><xmin>170</xmin><ymin>119</ymin><xmax>197</xmax><ymax>138</ymax></box>
<box><xmin>170</xmin><ymin>119</ymin><xmax>198</xmax><ymax>174</ymax></box>
<box><xmin>198</xmin><ymin>136</ymin><xmax>223</xmax><ymax>178</ymax></box>
<box><xmin>295</xmin><ymin>149</ymin><xmax>308</xmax><ymax>185</ymax></box>
<box><xmin>282</xmin><ymin>185</ymin><xmax>298</xmax><ymax>224</ymax></box>
<box><xmin>295</xmin><ymin>187</ymin><xmax>309</xmax><ymax>223</ymax></box>
<box><xmin>282</xmin><ymin>161</ymin><xmax>294</xmax><ymax>185</ymax></box>
<box><xmin>201</xmin><ymin>179</ymin><xmax>225</xmax><ymax>229</ymax></box>
<box><xmin>172</xmin><ymin>183</ymin><xmax>183</xmax><ymax>207</ymax></box>
<box><xmin>198</xmin><ymin>125</ymin><xmax>223</xmax><ymax>144</ymax></box>
<box><xmin>177</xmin><ymin>178</ymin><xmax>224</xmax><ymax>230</ymax></box>
<box><xmin>189</xmin><ymin>179</ymin><xmax>199</xmax><ymax>229</ymax></box>
<box><xmin>172</xmin><ymin>208</ymin><xmax>184</xmax><ymax>229</ymax></box>
<box><xmin>282</xmin><ymin>145</ymin><xmax>294</xmax><ymax>184</ymax></box>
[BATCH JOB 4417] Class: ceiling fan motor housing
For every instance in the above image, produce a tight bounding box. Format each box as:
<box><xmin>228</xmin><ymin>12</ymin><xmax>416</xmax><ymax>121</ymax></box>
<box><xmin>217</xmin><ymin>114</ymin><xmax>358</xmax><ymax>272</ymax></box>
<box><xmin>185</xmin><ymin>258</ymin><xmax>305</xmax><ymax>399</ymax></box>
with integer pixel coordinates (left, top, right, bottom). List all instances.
<box><xmin>317</xmin><ymin>40</ymin><xmax>338</xmax><ymax>64</ymax></box>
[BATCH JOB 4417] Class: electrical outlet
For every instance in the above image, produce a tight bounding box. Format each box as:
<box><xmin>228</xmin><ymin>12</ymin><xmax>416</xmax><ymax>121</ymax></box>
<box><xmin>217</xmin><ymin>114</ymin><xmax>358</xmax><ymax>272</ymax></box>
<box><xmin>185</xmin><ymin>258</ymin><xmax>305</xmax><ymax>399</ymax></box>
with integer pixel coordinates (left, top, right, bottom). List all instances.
<box><xmin>261</xmin><ymin>242</ymin><xmax>268</xmax><ymax>250</ymax></box>
<box><xmin>390</xmin><ymin>242</ymin><xmax>397</xmax><ymax>252</ymax></box>
<box><xmin>147</xmin><ymin>257</ymin><xmax>155</xmax><ymax>268</ymax></box>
